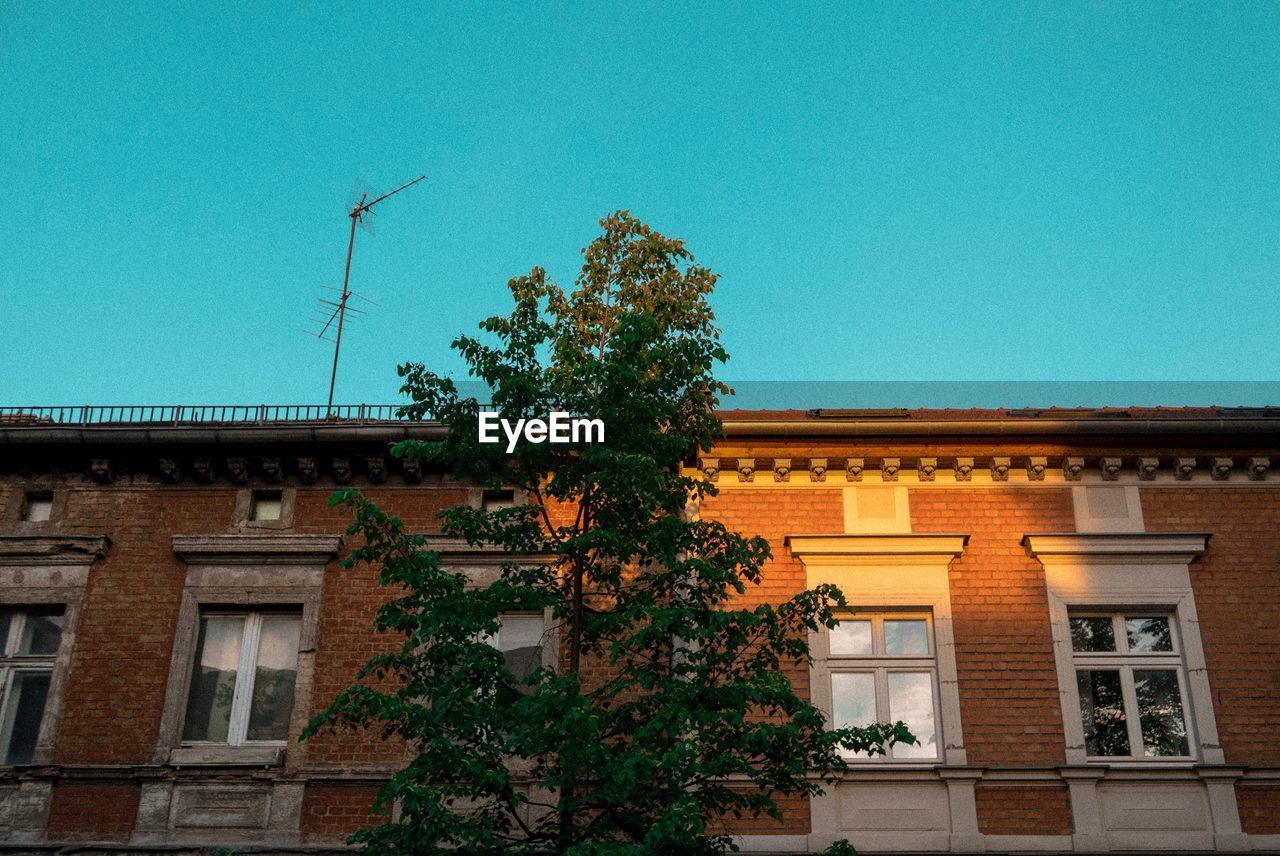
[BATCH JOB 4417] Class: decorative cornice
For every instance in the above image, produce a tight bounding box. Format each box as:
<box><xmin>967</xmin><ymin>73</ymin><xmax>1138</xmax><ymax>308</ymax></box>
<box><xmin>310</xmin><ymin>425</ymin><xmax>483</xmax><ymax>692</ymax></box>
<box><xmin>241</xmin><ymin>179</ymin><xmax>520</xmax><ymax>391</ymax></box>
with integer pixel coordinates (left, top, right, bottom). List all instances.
<box><xmin>691</xmin><ymin>454</ymin><xmax>1280</xmax><ymax>486</ymax></box>
<box><xmin>773</xmin><ymin>458</ymin><xmax>792</xmax><ymax>482</ymax></box>
<box><xmin>808</xmin><ymin>458</ymin><xmax>827</xmax><ymax>482</ymax></box>
<box><xmin>171</xmin><ymin>534</ymin><xmax>343</xmax><ymax>565</ymax></box>
<box><xmin>785</xmin><ymin>534</ymin><xmax>969</xmax><ymax>559</ymax></box>
<box><xmin>1022</xmin><ymin>533</ymin><xmax>1210</xmax><ymax>563</ymax></box>
<box><xmin>0</xmin><ymin>535</ymin><xmax>111</xmax><ymax>565</ymax></box>
<box><xmin>917</xmin><ymin>457</ymin><xmax>937</xmax><ymax>482</ymax></box>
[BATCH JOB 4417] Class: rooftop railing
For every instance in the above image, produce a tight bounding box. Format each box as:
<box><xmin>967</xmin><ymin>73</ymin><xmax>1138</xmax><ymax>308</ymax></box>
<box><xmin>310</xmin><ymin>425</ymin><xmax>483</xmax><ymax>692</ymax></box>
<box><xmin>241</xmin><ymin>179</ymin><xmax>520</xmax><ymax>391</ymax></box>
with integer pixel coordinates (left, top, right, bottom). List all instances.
<box><xmin>0</xmin><ymin>405</ymin><xmax>407</xmax><ymax>426</ymax></box>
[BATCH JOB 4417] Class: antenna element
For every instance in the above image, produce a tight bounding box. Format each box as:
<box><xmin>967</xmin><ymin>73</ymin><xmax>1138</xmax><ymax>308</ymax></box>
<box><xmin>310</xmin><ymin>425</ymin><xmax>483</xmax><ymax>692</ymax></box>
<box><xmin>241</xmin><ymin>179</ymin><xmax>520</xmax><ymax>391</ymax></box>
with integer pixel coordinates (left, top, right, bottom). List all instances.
<box><xmin>318</xmin><ymin>174</ymin><xmax>427</xmax><ymax>414</ymax></box>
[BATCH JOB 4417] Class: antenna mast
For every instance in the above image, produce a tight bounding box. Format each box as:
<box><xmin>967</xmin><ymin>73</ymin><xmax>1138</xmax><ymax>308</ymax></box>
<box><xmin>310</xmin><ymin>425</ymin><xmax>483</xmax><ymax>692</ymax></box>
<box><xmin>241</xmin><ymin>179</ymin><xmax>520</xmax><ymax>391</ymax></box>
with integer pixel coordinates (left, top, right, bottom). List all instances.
<box><xmin>322</xmin><ymin>173</ymin><xmax>427</xmax><ymax>414</ymax></box>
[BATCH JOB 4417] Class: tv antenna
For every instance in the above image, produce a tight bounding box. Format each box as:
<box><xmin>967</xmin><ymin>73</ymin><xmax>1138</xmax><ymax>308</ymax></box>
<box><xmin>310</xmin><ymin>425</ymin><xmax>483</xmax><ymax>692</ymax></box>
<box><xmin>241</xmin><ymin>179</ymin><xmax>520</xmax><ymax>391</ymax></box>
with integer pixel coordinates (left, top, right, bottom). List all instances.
<box><xmin>309</xmin><ymin>173</ymin><xmax>427</xmax><ymax>414</ymax></box>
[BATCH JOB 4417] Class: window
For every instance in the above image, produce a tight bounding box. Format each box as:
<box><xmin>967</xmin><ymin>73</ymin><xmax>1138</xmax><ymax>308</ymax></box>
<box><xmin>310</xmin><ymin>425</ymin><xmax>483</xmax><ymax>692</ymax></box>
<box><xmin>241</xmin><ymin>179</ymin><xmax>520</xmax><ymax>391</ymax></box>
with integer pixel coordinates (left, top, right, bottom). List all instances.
<box><xmin>249</xmin><ymin>490</ymin><xmax>283</xmax><ymax>522</ymax></box>
<box><xmin>0</xmin><ymin>607</ymin><xmax>64</xmax><ymax>764</ymax></box>
<box><xmin>21</xmin><ymin>493</ymin><xmax>53</xmax><ymax>523</ymax></box>
<box><xmin>826</xmin><ymin>612</ymin><xmax>939</xmax><ymax>760</ymax></box>
<box><xmin>482</xmin><ymin>489</ymin><xmax>518</xmax><ymax>512</ymax></box>
<box><xmin>182</xmin><ymin>610</ymin><xmax>301</xmax><ymax>745</ymax></box>
<box><xmin>1070</xmin><ymin>612</ymin><xmax>1191</xmax><ymax>759</ymax></box>
<box><xmin>487</xmin><ymin>613</ymin><xmax>546</xmax><ymax>683</ymax></box>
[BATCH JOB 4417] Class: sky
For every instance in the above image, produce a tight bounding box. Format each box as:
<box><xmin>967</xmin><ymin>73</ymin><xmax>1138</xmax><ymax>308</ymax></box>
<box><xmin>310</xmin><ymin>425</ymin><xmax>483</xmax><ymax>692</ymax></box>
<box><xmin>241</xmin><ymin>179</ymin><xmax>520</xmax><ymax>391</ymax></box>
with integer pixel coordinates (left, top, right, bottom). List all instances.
<box><xmin>3</xmin><ymin>2</ymin><xmax>1279</xmax><ymax>408</ymax></box>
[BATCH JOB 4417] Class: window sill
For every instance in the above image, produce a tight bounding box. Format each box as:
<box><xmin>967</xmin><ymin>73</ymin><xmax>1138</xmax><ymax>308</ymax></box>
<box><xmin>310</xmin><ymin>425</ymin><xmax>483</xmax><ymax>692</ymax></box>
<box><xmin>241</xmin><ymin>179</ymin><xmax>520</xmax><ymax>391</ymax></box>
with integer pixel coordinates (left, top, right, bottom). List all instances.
<box><xmin>168</xmin><ymin>744</ymin><xmax>285</xmax><ymax>767</ymax></box>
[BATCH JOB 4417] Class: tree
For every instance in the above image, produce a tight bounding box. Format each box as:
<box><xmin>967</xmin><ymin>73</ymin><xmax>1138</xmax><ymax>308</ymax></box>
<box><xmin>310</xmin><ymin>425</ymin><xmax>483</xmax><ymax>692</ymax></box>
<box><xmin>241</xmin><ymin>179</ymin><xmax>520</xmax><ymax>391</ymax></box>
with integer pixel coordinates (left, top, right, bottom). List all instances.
<box><xmin>304</xmin><ymin>211</ymin><xmax>912</xmax><ymax>854</ymax></box>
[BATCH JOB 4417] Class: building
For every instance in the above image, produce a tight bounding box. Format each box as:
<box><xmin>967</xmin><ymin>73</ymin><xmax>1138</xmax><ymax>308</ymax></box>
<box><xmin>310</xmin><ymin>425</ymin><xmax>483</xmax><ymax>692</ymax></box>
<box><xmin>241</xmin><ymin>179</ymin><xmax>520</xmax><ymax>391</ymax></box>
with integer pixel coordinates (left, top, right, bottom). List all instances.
<box><xmin>0</xmin><ymin>404</ymin><xmax>1277</xmax><ymax>852</ymax></box>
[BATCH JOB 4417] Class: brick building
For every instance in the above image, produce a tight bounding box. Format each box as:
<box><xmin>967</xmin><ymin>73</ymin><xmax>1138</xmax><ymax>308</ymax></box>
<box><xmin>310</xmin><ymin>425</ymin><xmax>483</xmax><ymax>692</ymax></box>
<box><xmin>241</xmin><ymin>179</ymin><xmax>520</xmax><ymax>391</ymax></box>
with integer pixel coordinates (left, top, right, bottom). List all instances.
<box><xmin>0</xmin><ymin>404</ymin><xmax>1277</xmax><ymax>852</ymax></box>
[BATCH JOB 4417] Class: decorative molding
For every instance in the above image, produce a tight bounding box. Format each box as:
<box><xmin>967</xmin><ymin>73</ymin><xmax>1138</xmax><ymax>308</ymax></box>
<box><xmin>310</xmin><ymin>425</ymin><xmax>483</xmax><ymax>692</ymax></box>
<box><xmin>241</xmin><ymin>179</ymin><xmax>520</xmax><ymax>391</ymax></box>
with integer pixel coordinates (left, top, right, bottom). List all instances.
<box><xmin>773</xmin><ymin>458</ymin><xmax>792</xmax><ymax>483</ymax></box>
<box><xmin>331</xmin><ymin>457</ymin><xmax>352</xmax><ymax>484</ymax></box>
<box><xmin>809</xmin><ymin>458</ymin><xmax>827</xmax><ymax>482</ymax></box>
<box><xmin>1248</xmin><ymin>457</ymin><xmax>1270</xmax><ymax>481</ymax></box>
<box><xmin>0</xmin><ymin>535</ymin><xmax>111</xmax><ymax>565</ymax></box>
<box><xmin>296</xmin><ymin>457</ymin><xmax>319</xmax><ymax>484</ymax></box>
<box><xmin>1211</xmin><ymin>457</ymin><xmax>1233</xmax><ymax>481</ymax></box>
<box><xmin>171</xmin><ymin>534</ymin><xmax>343</xmax><ymax>565</ymax></box>
<box><xmin>1026</xmin><ymin>456</ymin><xmax>1047</xmax><ymax>481</ymax></box>
<box><xmin>422</xmin><ymin>537</ymin><xmax>549</xmax><ymax>566</ymax></box>
<box><xmin>157</xmin><ymin>458</ymin><xmax>181</xmax><ymax>484</ymax></box>
<box><xmin>918</xmin><ymin>457</ymin><xmax>937</xmax><ymax>482</ymax></box>
<box><xmin>880</xmin><ymin>457</ymin><xmax>900</xmax><ymax>482</ymax></box>
<box><xmin>699</xmin><ymin>457</ymin><xmax>719</xmax><ymax>482</ymax></box>
<box><xmin>366</xmin><ymin>456</ymin><xmax>387</xmax><ymax>484</ymax></box>
<box><xmin>1063</xmin><ymin>457</ymin><xmax>1085</xmax><ymax>481</ymax></box>
<box><xmin>954</xmin><ymin>457</ymin><xmax>973</xmax><ymax>482</ymax></box>
<box><xmin>737</xmin><ymin>457</ymin><xmax>756</xmax><ymax>483</ymax></box>
<box><xmin>401</xmin><ymin>457</ymin><xmax>422</xmax><ymax>484</ymax></box>
<box><xmin>225</xmin><ymin>457</ymin><xmax>250</xmax><ymax>485</ymax></box>
<box><xmin>1174</xmin><ymin>457</ymin><xmax>1196</xmax><ymax>480</ymax></box>
<box><xmin>1022</xmin><ymin>532</ymin><xmax>1210</xmax><ymax>563</ymax></box>
<box><xmin>786</xmin><ymin>533</ymin><xmax>969</xmax><ymax>559</ymax></box>
<box><xmin>260</xmin><ymin>457</ymin><xmax>284</xmax><ymax>484</ymax></box>
<box><xmin>1137</xmin><ymin>457</ymin><xmax>1159</xmax><ymax>480</ymax></box>
<box><xmin>90</xmin><ymin>458</ymin><xmax>113</xmax><ymax>484</ymax></box>
<box><xmin>845</xmin><ymin>458</ymin><xmax>864</xmax><ymax>482</ymax></box>
<box><xmin>192</xmin><ymin>459</ymin><xmax>214</xmax><ymax>484</ymax></box>
<box><xmin>990</xmin><ymin>457</ymin><xmax>1010</xmax><ymax>482</ymax></box>
<box><xmin>1100</xmin><ymin>457</ymin><xmax>1122</xmax><ymax>481</ymax></box>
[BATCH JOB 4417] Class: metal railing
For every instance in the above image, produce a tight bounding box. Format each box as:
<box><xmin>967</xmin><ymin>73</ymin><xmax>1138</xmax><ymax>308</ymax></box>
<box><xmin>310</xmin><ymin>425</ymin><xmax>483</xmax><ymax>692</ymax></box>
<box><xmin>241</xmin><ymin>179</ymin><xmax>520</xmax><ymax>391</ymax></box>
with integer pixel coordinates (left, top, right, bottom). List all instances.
<box><xmin>0</xmin><ymin>404</ymin><xmax>407</xmax><ymax>426</ymax></box>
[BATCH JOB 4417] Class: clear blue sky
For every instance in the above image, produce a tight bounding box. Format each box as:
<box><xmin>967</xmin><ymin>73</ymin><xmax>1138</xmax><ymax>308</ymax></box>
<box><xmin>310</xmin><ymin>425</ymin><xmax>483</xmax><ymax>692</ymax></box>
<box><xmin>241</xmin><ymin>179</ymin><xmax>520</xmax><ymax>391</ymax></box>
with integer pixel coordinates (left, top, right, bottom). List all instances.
<box><xmin>3</xmin><ymin>2</ymin><xmax>1278</xmax><ymax>407</ymax></box>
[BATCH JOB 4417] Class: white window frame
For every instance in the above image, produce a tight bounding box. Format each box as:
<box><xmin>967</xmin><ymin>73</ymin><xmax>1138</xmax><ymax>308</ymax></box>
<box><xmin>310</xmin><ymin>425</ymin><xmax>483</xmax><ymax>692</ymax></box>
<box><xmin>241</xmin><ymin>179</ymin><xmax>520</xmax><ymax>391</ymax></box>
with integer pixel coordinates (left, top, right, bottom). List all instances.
<box><xmin>158</xmin><ymin>534</ymin><xmax>337</xmax><ymax>767</ymax></box>
<box><xmin>1025</xmin><ymin>533</ymin><xmax>1220</xmax><ymax>767</ymax></box>
<box><xmin>825</xmin><ymin>610</ymin><xmax>943</xmax><ymax>762</ymax></box>
<box><xmin>1068</xmin><ymin>610</ymin><xmax>1195</xmax><ymax>761</ymax></box>
<box><xmin>0</xmin><ymin>608</ymin><xmax>65</xmax><ymax>763</ymax></box>
<box><xmin>181</xmin><ymin>608</ymin><xmax>302</xmax><ymax>748</ymax></box>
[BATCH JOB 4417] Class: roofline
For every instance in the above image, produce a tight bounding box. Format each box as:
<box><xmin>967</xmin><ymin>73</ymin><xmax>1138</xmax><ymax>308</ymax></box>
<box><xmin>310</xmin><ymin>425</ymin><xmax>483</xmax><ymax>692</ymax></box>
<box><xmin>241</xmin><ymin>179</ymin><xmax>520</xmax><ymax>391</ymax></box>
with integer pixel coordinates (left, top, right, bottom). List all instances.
<box><xmin>0</xmin><ymin>423</ymin><xmax>446</xmax><ymax>444</ymax></box>
<box><xmin>718</xmin><ymin>417</ymin><xmax>1280</xmax><ymax>438</ymax></box>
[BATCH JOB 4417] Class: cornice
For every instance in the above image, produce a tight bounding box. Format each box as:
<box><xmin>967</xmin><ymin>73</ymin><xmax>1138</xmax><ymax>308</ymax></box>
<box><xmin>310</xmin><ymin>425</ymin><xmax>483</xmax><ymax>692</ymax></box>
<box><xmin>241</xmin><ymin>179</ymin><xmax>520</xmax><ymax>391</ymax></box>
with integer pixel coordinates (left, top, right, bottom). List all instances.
<box><xmin>785</xmin><ymin>534</ymin><xmax>969</xmax><ymax>558</ymax></box>
<box><xmin>0</xmin><ymin>534</ymin><xmax>111</xmax><ymax>565</ymax></box>
<box><xmin>1022</xmin><ymin>533</ymin><xmax>1210</xmax><ymax>564</ymax></box>
<box><xmin>171</xmin><ymin>534</ymin><xmax>343</xmax><ymax>565</ymax></box>
<box><xmin>693</xmin><ymin>455</ymin><xmax>1277</xmax><ymax>487</ymax></box>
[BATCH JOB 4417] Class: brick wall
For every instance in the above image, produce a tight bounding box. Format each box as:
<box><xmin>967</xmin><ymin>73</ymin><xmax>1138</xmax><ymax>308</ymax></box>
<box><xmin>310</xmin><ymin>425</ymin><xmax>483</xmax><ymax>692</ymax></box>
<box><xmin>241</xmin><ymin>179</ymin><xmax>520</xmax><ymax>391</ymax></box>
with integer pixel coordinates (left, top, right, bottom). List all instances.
<box><xmin>974</xmin><ymin>784</ymin><xmax>1072</xmax><ymax>835</ymax></box>
<box><xmin>301</xmin><ymin>487</ymin><xmax>468</xmax><ymax>768</ymax></box>
<box><xmin>46</xmin><ymin>783</ymin><xmax>140</xmax><ymax>842</ymax></box>
<box><xmin>1141</xmin><ymin>488</ymin><xmax>1280</xmax><ymax>768</ymax></box>
<box><xmin>1235</xmin><ymin>785</ymin><xmax>1280</xmax><ymax>834</ymax></box>
<box><xmin>910</xmin><ymin>488</ymin><xmax>1075</xmax><ymax>768</ymax></box>
<box><xmin>301</xmin><ymin>784</ymin><xmax>385</xmax><ymax>843</ymax></box>
<box><xmin>54</xmin><ymin>487</ymin><xmax>235</xmax><ymax>764</ymax></box>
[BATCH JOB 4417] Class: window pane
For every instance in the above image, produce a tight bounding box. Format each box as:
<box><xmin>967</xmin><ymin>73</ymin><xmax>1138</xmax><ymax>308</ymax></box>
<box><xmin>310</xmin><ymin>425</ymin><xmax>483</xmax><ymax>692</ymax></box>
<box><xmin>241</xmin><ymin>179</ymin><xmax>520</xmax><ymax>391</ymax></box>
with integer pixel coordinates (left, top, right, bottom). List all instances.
<box><xmin>0</xmin><ymin>670</ymin><xmax>51</xmax><ymax>764</ymax></box>
<box><xmin>884</xmin><ymin>620</ymin><xmax>929</xmax><ymax>655</ymax></box>
<box><xmin>0</xmin><ymin>611</ymin><xmax>13</xmax><ymax>654</ymax></box>
<box><xmin>830</xmin><ymin>620</ymin><xmax>872</xmax><ymax>656</ymax></box>
<box><xmin>1076</xmin><ymin>670</ymin><xmax>1129</xmax><ymax>756</ymax></box>
<box><xmin>23</xmin><ymin>496</ymin><xmax>53</xmax><ymax>522</ymax></box>
<box><xmin>182</xmin><ymin>616</ymin><xmax>245</xmax><ymax>742</ymax></box>
<box><xmin>18</xmin><ymin>610</ymin><xmax>64</xmax><ymax>656</ymax></box>
<box><xmin>1134</xmin><ymin>669</ymin><xmax>1189</xmax><ymax>757</ymax></box>
<box><xmin>250</xmin><ymin>491</ymin><xmax>283</xmax><ymax>521</ymax></box>
<box><xmin>246</xmin><ymin>615</ymin><xmax>301</xmax><ymax>741</ymax></box>
<box><xmin>1070</xmin><ymin>617</ymin><xmax>1116</xmax><ymax>652</ymax></box>
<box><xmin>1126</xmin><ymin>617</ymin><xmax>1173</xmax><ymax>653</ymax></box>
<box><xmin>887</xmin><ymin>672</ymin><xmax>937</xmax><ymax>758</ymax></box>
<box><xmin>831</xmin><ymin>672</ymin><xmax>876</xmax><ymax>756</ymax></box>
<box><xmin>497</xmin><ymin>615</ymin><xmax>544</xmax><ymax>682</ymax></box>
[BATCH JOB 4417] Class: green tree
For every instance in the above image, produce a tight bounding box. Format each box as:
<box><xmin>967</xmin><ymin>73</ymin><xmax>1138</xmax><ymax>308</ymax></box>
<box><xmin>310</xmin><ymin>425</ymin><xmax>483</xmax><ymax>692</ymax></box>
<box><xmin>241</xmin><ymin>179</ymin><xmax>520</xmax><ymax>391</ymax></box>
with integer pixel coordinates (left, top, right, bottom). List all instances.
<box><xmin>304</xmin><ymin>212</ymin><xmax>912</xmax><ymax>854</ymax></box>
